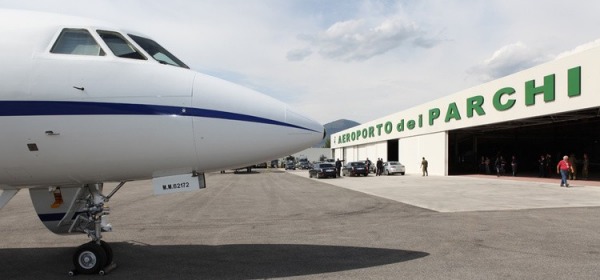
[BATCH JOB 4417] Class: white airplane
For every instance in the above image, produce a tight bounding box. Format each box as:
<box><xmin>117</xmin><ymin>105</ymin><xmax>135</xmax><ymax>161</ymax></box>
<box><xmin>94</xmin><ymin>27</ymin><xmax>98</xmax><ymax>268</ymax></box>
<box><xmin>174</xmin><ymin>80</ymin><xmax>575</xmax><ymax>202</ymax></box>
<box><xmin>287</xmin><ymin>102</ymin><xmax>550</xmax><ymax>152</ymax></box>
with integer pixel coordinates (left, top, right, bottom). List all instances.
<box><xmin>0</xmin><ymin>9</ymin><xmax>324</xmax><ymax>275</ymax></box>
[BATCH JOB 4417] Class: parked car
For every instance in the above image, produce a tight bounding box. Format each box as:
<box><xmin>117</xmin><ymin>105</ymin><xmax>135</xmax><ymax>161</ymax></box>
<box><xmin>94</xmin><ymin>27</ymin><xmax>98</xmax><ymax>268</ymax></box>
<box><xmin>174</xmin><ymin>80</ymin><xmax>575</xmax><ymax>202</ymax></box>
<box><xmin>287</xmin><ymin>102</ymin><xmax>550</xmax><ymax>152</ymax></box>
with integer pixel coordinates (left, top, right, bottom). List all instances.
<box><xmin>342</xmin><ymin>161</ymin><xmax>369</xmax><ymax>177</ymax></box>
<box><xmin>254</xmin><ymin>162</ymin><xmax>267</xmax><ymax>168</ymax></box>
<box><xmin>383</xmin><ymin>161</ymin><xmax>405</xmax><ymax>175</ymax></box>
<box><xmin>309</xmin><ymin>163</ymin><xmax>337</xmax><ymax>179</ymax></box>
<box><xmin>234</xmin><ymin>165</ymin><xmax>253</xmax><ymax>173</ymax></box>
<box><xmin>298</xmin><ymin>161</ymin><xmax>312</xmax><ymax>170</ymax></box>
<box><xmin>285</xmin><ymin>161</ymin><xmax>296</xmax><ymax>170</ymax></box>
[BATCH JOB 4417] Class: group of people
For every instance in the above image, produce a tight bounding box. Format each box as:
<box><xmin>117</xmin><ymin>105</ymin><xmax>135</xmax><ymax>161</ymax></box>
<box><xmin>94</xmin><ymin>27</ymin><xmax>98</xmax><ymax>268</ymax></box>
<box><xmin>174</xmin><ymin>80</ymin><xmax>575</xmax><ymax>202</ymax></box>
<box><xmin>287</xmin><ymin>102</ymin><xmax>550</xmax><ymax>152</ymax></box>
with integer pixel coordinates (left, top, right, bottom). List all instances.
<box><xmin>362</xmin><ymin>158</ymin><xmax>388</xmax><ymax>176</ymax></box>
<box><xmin>479</xmin><ymin>152</ymin><xmax>591</xmax><ymax>188</ymax></box>
<box><xmin>373</xmin><ymin>158</ymin><xmax>385</xmax><ymax>176</ymax></box>
<box><xmin>539</xmin><ymin>153</ymin><xmax>590</xmax><ymax>180</ymax></box>
<box><xmin>553</xmin><ymin>153</ymin><xmax>590</xmax><ymax>183</ymax></box>
<box><xmin>537</xmin><ymin>154</ymin><xmax>555</xmax><ymax>178</ymax></box>
<box><xmin>479</xmin><ymin>155</ymin><xmax>518</xmax><ymax>177</ymax></box>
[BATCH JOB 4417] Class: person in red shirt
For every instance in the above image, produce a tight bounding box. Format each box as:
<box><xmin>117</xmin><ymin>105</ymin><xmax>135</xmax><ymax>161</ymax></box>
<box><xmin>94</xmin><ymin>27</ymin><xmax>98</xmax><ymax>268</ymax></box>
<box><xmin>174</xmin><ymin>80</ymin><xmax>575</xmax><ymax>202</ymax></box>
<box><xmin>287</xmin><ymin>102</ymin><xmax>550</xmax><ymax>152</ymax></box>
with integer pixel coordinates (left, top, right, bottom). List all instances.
<box><xmin>557</xmin><ymin>155</ymin><xmax>574</xmax><ymax>187</ymax></box>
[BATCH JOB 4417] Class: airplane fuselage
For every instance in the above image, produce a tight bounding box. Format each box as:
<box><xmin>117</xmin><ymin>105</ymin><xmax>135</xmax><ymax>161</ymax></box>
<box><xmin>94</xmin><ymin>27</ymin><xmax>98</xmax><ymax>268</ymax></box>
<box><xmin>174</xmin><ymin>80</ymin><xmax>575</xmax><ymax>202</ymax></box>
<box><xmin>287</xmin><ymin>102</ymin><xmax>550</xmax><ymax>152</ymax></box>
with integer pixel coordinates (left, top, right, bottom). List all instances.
<box><xmin>0</xmin><ymin>9</ymin><xmax>323</xmax><ymax>188</ymax></box>
<box><xmin>0</xmin><ymin>8</ymin><xmax>324</xmax><ymax>275</ymax></box>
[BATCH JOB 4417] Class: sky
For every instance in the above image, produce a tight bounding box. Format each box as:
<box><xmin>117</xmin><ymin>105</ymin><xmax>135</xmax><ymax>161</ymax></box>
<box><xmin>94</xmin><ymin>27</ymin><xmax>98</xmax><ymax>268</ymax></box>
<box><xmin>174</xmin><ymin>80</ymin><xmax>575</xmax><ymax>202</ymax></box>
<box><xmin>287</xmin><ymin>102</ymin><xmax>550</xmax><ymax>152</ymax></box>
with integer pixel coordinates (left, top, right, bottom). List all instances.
<box><xmin>2</xmin><ymin>0</ymin><xmax>600</xmax><ymax>124</ymax></box>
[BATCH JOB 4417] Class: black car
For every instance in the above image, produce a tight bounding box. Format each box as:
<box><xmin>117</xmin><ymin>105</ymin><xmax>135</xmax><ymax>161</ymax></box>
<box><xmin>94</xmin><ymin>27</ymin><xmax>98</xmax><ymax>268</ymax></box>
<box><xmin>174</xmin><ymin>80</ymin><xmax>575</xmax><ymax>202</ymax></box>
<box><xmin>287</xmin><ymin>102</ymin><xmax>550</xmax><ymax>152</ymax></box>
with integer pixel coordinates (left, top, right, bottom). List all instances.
<box><xmin>298</xmin><ymin>161</ymin><xmax>312</xmax><ymax>170</ymax></box>
<box><xmin>309</xmin><ymin>163</ymin><xmax>337</xmax><ymax>179</ymax></box>
<box><xmin>285</xmin><ymin>162</ymin><xmax>296</xmax><ymax>170</ymax></box>
<box><xmin>342</xmin><ymin>161</ymin><xmax>369</xmax><ymax>177</ymax></box>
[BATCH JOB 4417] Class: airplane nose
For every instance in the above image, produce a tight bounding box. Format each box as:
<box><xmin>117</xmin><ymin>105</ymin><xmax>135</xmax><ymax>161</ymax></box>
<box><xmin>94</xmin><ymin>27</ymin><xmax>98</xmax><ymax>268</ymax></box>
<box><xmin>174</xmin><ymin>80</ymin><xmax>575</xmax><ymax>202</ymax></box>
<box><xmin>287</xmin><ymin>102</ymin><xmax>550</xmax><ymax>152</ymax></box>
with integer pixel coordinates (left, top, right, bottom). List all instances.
<box><xmin>191</xmin><ymin>73</ymin><xmax>324</xmax><ymax>171</ymax></box>
<box><xmin>285</xmin><ymin>106</ymin><xmax>325</xmax><ymax>141</ymax></box>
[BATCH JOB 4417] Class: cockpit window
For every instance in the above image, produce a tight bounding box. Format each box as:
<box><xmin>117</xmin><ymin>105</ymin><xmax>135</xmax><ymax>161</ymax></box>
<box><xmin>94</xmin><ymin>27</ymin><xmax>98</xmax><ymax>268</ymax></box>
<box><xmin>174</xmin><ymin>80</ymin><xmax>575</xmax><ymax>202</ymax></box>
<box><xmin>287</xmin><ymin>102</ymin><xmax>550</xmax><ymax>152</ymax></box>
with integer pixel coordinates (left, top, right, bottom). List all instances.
<box><xmin>97</xmin><ymin>30</ymin><xmax>146</xmax><ymax>60</ymax></box>
<box><xmin>128</xmin><ymin>34</ymin><xmax>189</xmax><ymax>69</ymax></box>
<box><xmin>51</xmin><ymin>29</ymin><xmax>105</xmax><ymax>56</ymax></box>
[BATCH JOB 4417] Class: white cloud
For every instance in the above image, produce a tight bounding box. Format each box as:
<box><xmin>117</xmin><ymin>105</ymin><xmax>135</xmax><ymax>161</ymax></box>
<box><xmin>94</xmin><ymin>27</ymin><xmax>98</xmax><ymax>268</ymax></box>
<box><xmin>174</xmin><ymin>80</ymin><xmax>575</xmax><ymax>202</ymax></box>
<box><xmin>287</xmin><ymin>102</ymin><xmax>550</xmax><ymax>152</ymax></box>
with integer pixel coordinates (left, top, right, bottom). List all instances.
<box><xmin>555</xmin><ymin>38</ymin><xmax>600</xmax><ymax>60</ymax></box>
<box><xmin>286</xmin><ymin>48</ymin><xmax>313</xmax><ymax>61</ymax></box>
<box><xmin>470</xmin><ymin>37</ymin><xmax>600</xmax><ymax>83</ymax></box>
<box><xmin>292</xmin><ymin>15</ymin><xmax>441</xmax><ymax>62</ymax></box>
<box><xmin>468</xmin><ymin>42</ymin><xmax>552</xmax><ymax>81</ymax></box>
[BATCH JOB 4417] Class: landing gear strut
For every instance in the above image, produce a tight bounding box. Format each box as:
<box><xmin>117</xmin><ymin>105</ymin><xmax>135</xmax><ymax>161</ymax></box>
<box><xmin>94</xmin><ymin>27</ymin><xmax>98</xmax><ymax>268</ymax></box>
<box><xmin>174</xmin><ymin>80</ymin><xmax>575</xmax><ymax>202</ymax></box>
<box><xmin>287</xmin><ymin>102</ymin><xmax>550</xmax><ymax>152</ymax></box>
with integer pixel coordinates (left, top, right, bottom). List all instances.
<box><xmin>67</xmin><ymin>182</ymin><xmax>125</xmax><ymax>276</ymax></box>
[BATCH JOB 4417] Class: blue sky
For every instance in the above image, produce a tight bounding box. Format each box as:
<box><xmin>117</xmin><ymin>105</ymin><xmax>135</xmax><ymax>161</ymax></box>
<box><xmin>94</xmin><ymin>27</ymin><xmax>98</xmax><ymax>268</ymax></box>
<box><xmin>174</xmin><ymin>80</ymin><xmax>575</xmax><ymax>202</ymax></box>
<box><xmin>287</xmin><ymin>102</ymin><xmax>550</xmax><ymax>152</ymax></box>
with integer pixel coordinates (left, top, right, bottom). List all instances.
<box><xmin>2</xmin><ymin>0</ymin><xmax>600</xmax><ymax>124</ymax></box>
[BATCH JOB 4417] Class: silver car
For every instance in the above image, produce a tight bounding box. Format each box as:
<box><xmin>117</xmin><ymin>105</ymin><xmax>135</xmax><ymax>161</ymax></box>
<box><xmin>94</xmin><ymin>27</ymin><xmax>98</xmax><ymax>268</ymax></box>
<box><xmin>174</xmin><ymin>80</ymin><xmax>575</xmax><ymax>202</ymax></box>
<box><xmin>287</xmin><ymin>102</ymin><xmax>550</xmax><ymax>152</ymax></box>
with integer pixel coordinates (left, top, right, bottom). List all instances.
<box><xmin>383</xmin><ymin>161</ymin><xmax>405</xmax><ymax>175</ymax></box>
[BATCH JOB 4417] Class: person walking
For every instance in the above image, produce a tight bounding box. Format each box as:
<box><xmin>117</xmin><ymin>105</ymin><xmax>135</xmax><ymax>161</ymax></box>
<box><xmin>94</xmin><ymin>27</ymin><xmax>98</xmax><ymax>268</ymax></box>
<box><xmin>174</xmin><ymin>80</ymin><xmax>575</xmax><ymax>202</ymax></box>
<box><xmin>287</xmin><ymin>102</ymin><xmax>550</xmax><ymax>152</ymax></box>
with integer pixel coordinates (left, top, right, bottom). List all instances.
<box><xmin>335</xmin><ymin>158</ymin><xmax>342</xmax><ymax>178</ymax></box>
<box><xmin>557</xmin><ymin>155</ymin><xmax>574</xmax><ymax>188</ymax></box>
<box><xmin>511</xmin><ymin>155</ymin><xmax>518</xmax><ymax>176</ymax></box>
<box><xmin>568</xmin><ymin>154</ymin><xmax>577</xmax><ymax>180</ymax></box>
<box><xmin>546</xmin><ymin>154</ymin><xmax>552</xmax><ymax>177</ymax></box>
<box><xmin>582</xmin><ymin>153</ymin><xmax>589</xmax><ymax>180</ymax></box>
<box><xmin>495</xmin><ymin>156</ymin><xmax>504</xmax><ymax>177</ymax></box>
<box><xmin>365</xmin><ymin>158</ymin><xmax>372</xmax><ymax>175</ymax></box>
<box><xmin>538</xmin><ymin>155</ymin><xmax>546</xmax><ymax>177</ymax></box>
<box><xmin>420</xmin><ymin>157</ymin><xmax>428</xmax><ymax>176</ymax></box>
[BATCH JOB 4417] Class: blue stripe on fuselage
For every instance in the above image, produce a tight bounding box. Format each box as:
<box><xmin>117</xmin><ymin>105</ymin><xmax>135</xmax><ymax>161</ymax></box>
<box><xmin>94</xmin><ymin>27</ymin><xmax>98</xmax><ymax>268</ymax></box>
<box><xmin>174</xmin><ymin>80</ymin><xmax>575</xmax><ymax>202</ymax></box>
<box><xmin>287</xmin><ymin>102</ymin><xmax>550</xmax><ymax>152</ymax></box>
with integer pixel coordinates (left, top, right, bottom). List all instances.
<box><xmin>37</xmin><ymin>212</ymin><xmax>66</xmax><ymax>222</ymax></box>
<box><xmin>0</xmin><ymin>101</ymin><xmax>318</xmax><ymax>132</ymax></box>
<box><xmin>37</xmin><ymin>211</ymin><xmax>86</xmax><ymax>222</ymax></box>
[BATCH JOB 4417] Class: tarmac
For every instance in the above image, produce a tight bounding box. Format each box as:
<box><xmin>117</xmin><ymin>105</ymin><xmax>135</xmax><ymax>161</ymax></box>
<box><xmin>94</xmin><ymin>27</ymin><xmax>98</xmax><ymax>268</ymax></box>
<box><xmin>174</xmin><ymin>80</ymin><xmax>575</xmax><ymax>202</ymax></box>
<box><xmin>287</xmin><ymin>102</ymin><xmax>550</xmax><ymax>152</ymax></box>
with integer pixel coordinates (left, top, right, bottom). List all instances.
<box><xmin>0</xmin><ymin>169</ymin><xmax>599</xmax><ymax>279</ymax></box>
<box><xmin>288</xmin><ymin>171</ymin><xmax>600</xmax><ymax>212</ymax></box>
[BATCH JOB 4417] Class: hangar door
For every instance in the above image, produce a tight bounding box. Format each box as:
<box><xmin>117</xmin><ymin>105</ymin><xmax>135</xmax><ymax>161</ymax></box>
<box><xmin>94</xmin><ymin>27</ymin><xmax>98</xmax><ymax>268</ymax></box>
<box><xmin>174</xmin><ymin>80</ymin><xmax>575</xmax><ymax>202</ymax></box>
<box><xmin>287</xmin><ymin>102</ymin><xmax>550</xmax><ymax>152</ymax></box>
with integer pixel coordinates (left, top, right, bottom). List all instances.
<box><xmin>448</xmin><ymin>108</ymin><xmax>600</xmax><ymax>177</ymax></box>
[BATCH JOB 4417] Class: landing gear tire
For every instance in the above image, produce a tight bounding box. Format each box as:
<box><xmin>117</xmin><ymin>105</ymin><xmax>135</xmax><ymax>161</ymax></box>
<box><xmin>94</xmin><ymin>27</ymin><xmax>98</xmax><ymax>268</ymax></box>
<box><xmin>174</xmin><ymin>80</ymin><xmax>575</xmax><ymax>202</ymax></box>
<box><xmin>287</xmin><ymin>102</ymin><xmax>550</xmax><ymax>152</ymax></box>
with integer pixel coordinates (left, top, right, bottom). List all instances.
<box><xmin>72</xmin><ymin>242</ymin><xmax>107</xmax><ymax>275</ymax></box>
<box><xmin>99</xmin><ymin>240</ymin><xmax>113</xmax><ymax>266</ymax></box>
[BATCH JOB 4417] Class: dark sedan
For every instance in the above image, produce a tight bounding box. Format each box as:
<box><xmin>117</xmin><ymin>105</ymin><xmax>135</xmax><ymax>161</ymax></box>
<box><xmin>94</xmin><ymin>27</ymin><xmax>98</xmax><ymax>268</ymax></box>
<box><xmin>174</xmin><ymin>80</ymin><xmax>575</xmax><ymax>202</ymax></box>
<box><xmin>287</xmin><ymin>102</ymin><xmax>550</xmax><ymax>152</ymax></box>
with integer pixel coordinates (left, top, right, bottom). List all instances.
<box><xmin>309</xmin><ymin>163</ymin><xmax>337</xmax><ymax>179</ymax></box>
<box><xmin>285</xmin><ymin>162</ymin><xmax>296</xmax><ymax>170</ymax></box>
<box><xmin>342</xmin><ymin>161</ymin><xmax>369</xmax><ymax>177</ymax></box>
<box><xmin>298</xmin><ymin>161</ymin><xmax>312</xmax><ymax>170</ymax></box>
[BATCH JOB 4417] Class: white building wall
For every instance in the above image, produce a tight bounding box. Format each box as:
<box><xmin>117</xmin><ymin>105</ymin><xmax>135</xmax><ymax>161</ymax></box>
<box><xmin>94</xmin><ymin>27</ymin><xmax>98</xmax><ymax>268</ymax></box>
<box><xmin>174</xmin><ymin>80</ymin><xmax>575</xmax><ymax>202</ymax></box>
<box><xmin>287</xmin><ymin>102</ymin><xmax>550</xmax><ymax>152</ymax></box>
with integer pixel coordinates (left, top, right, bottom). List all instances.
<box><xmin>332</xmin><ymin>46</ymin><xmax>600</xmax><ymax>150</ymax></box>
<box><xmin>374</xmin><ymin>142</ymin><xmax>388</xmax><ymax>161</ymax></box>
<box><xmin>357</xmin><ymin>146</ymin><xmax>366</xmax><ymax>160</ymax></box>
<box><xmin>333</xmin><ymin>142</ymin><xmax>389</xmax><ymax>163</ymax></box>
<box><xmin>399</xmin><ymin>132</ymin><xmax>447</xmax><ymax>176</ymax></box>
<box><xmin>366</xmin><ymin>145</ymin><xmax>376</xmax><ymax>161</ymax></box>
<box><xmin>345</xmin><ymin>146</ymin><xmax>356</xmax><ymax>162</ymax></box>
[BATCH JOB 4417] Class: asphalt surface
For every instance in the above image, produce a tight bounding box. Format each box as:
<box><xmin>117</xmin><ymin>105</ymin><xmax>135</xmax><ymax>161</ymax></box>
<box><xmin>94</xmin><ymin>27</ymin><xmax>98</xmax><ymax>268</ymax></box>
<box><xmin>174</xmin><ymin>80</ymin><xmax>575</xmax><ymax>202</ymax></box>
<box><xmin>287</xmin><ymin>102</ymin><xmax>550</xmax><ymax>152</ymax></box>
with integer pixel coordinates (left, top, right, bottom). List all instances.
<box><xmin>0</xmin><ymin>169</ymin><xmax>599</xmax><ymax>279</ymax></box>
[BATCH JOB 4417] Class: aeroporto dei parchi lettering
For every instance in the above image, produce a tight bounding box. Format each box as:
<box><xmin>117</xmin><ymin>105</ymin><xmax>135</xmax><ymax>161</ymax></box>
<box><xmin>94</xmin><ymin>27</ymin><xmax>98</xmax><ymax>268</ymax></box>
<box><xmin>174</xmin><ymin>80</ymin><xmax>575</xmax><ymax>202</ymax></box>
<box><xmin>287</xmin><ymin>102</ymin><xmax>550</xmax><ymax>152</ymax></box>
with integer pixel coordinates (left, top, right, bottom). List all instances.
<box><xmin>338</xmin><ymin>66</ymin><xmax>581</xmax><ymax>144</ymax></box>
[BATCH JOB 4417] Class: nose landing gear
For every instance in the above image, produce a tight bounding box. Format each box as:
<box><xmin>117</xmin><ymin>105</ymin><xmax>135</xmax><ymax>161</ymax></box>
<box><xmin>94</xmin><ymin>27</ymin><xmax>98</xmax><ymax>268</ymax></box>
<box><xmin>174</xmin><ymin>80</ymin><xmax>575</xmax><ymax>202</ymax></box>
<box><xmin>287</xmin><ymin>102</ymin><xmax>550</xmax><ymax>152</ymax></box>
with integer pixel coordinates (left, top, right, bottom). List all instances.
<box><xmin>67</xmin><ymin>182</ymin><xmax>125</xmax><ymax>276</ymax></box>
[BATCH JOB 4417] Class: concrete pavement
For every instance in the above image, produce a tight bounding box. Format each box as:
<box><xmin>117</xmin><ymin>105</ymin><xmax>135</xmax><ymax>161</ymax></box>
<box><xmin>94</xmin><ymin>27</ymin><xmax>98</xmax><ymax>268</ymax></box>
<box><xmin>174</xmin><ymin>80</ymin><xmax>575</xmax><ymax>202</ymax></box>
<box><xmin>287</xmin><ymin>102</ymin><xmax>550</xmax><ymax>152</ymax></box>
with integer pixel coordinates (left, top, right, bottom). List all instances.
<box><xmin>288</xmin><ymin>170</ymin><xmax>600</xmax><ymax>212</ymax></box>
<box><xmin>0</xmin><ymin>170</ymin><xmax>599</xmax><ymax>279</ymax></box>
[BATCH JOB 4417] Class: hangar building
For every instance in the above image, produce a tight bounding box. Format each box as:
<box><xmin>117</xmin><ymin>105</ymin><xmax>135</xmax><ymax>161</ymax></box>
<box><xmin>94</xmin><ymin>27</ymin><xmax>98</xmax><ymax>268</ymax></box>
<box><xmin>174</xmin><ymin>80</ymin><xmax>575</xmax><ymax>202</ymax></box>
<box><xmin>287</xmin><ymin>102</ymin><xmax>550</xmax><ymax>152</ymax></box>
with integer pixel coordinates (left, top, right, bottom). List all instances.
<box><xmin>331</xmin><ymin>47</ymin><xmax>600</xmax><ymax>177</ymax></box>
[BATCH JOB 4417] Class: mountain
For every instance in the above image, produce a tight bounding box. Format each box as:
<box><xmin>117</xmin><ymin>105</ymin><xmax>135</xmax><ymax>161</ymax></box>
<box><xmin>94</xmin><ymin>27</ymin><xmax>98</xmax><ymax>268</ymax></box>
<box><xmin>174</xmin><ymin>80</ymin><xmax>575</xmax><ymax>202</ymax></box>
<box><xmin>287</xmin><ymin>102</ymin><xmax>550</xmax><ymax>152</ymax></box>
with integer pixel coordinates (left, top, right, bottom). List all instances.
<box><xmin>314</xmin><ymin>119</ymin><xmax>360</xmax><ymax>148</ymax></box>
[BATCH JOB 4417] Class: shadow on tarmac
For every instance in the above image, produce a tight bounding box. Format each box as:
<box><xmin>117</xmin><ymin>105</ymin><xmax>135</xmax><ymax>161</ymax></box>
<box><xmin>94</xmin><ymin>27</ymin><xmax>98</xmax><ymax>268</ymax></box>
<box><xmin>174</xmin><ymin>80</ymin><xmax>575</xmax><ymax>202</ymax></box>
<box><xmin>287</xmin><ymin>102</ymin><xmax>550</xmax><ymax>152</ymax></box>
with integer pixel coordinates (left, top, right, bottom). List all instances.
<box><xmin>233</xmin><ymin>171</ymin><xmax>261</xmax><ymax>175</ymax></box>
<box><xmin>0</xmin><ymin>242</ymin><xmax>428</xmax><ymax>279</ymax></box>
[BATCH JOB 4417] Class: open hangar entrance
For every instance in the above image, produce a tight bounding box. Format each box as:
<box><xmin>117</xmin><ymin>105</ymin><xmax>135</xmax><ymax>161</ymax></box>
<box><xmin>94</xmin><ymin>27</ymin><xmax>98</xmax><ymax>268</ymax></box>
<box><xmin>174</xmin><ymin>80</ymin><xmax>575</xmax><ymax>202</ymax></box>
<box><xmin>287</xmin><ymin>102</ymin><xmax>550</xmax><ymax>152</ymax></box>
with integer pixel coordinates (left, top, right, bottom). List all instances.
<box><xmin>448</xmin><ymin>107</ymin><xmax>600</xmax><ymax>177</ymax></box>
